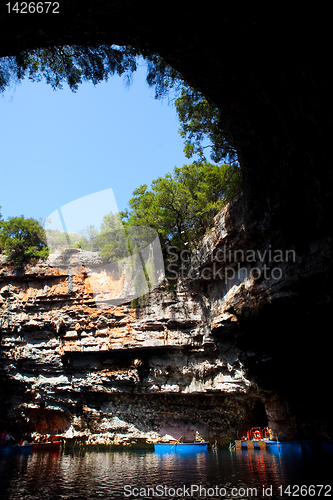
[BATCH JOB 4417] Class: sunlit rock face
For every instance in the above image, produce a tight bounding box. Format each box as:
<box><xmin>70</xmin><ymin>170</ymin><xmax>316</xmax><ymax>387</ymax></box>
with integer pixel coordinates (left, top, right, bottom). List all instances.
<box><xmin>0</xmin><ymin>230</ymin><xmax>260</xmax><ymax>445</ymax></box>
<box><xmin>1</xmin><ymin>199</ymin><xmax>332</xmax><ymax>444</ymax></box>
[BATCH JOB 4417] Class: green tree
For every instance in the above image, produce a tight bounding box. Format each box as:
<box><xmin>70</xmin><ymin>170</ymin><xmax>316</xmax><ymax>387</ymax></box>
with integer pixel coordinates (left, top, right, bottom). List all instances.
<box><xmin>0</xmin><ymin>215</ymin><xmax>48</xmax><ymax>265</ymax></box>
<box><xmin>175</xmin><ymin>87</ymin><xmax>237</xmax><ymax>164</ymax></box>
<box><xmin>95</xmin><ymin>212</ymin><xmax>129</xmax><ymax>263</ymax></box>
<box><xmin>79</xmin><ymin>225</ymin><xmax>99</xmax><ymax>242</ymax></box>
<box><xmin>0</xmin><ymin>45</ymin><xmax>139</xmax><ymax>93</ymax></box>
<box><xmin>45</xmin><ymin>228</ymin><xmax>87</xmax><ymax>250</ymax></box>
<box><xmin>0</xmin><ymin>45</ymin><xmax>184</xmax><ymax>96</ymax></box>
<box><xmin>124</xmin><ymin>161</ymin><xmax>242</xmax><ymax>255</ymax></box>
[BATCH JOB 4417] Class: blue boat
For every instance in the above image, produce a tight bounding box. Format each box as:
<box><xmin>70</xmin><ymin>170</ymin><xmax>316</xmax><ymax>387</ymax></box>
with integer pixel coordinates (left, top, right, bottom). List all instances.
<box><xmin>154</xmin><ymin>441</ymin><xmax>208</xmax><ymax>453</ymax></box>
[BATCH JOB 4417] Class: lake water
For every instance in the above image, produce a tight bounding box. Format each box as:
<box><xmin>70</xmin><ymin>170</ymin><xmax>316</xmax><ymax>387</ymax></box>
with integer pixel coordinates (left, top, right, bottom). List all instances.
<box><xmin>0</xmin><ymin>442</ymin><xmax>332</xmax><ymax>499</ymax></box>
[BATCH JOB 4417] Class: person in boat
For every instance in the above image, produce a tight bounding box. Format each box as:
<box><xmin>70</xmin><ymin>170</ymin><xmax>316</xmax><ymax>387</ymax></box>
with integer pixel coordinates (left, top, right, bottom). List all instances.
<box><xmin>195</xmin><ymin>431</ymin><xmax>205</xmax><ymax>442</ymax></box>
<box><xmin>252</xmin><ymin>429</ymin><xmax>261</xmax><ymax>440</ymax></box>
<box><xmin>263</xmin><ymin>427</ymin><xmax>272</xmax><ymax>439</ymax></box>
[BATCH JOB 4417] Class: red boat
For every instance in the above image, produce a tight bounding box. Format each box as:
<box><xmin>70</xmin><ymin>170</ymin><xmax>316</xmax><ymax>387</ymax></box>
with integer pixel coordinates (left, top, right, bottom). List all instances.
<box><xmin>30</xmin><ymin>440</ymin><xmax>62</xmax><ymax>451</ymax></box>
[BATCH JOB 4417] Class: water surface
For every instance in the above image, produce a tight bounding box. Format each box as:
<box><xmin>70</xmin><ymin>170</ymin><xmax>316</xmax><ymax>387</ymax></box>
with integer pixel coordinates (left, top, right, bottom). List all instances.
<box><xmin>0</xmin><ymin>442</ymin><xmax>332</xmax><ymax>499</ymax></box>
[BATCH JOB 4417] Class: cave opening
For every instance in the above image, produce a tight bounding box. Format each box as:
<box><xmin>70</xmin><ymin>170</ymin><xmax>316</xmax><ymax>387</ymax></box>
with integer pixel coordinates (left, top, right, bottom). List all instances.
<box><xmin>0</xmin><ymin>9</ymin><xmax>332</xmax><ymax>443</ymax></box>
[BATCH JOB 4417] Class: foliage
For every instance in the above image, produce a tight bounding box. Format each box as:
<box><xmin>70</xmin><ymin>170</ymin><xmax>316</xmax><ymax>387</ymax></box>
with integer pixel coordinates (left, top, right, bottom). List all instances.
<box><xmin>0</xmin><ymin>45</ymin><xmax>183</xmax><ymax>95</ymax></box>
<box><xmin>78</xmin><ymin>225</ymin><xmax>99</xmax><ymax>244</ymax></box>
<box><xmin>175</xmin><ymin>87</ymin><xmax>237</xmax><ymax>164</ymax></box>
<box><xmin>0</xmin><ymin>215</ymin><xmax>48</xmax><ymax>265</ymax></box>
<box><xmin>123</xmin><ymin>161</ymin><xmax>242</xmax><ymax>255</ymax></box>
<box><xmin>142</xmin><ymin>51</ymin><xmax>185</xmax><ymax>99</ymax></box>
<box><xmin>0</xmin><ymin>161</ymin><xmax>241</xmax><ymax>271</ymax></box>
<box><xmin>0</xmin><ymin>45</ymin><xmax>139</xmax><ymax>93</ymax></box>
<box><xmin>95</xmin><ymin>212</ymin><xmax>129</xmax><ymax>263</ymax></box>
<box><xmin>45</xmin><ymin>228</ymin><xmax>83</xmax><ymax>250</ymax></box>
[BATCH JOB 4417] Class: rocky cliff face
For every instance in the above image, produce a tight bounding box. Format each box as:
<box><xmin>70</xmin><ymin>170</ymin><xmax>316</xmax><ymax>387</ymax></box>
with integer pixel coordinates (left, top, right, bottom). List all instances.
<box><xmin>0</xmin><ymin>9</ymin><xmax>332</xmax><ymax>444</ymax></box>
<box><xmin>1</xmin><ymin>198</ymin><xmax>331</xmax><ymax>444</ymax></box>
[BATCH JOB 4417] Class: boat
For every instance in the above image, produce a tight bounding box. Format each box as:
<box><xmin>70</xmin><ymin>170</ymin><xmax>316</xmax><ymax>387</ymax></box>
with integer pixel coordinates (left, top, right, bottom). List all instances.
<box><xmin>30</xmin><ymin>440</ymin><xmax>62</xmax><ymax>451</ymax></box>
<box><xmin>234</xmin><ymin>427</ymin><xmax>272</xmax><ymax>450</ymax></box>
<box><xmin>154</xmin><ymin>441</ymin><xmax>208</xmax><ymax>453</ymax></box>
<box><xmin>235</xmin><ymin>427</ymin><xmax>299</xmax><ymax>450</ymax></box>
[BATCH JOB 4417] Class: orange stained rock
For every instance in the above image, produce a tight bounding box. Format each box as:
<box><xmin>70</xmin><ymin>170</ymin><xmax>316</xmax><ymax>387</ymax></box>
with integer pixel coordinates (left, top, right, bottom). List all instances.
<box><xmin>72</xmin><ymin>270</ymin><xmax>85</xmax><ymax>282</ymax></box>
<box><xmin>107</xmin><ymin>326</ymin><xmax>130</xmax><ymax>340</ymax></box>
<box><xmin>55</xmin><ymin>346</ymin><xmax>65</xmax><ymax>356</ymax></box>
<box><xmin>84</xmin><ymin>277</ymin><xmax>93</xmax><ymax>295</ymax></box>
<box><xmin>48</xmin><ymin>278</ymin><xmax>69</xmax><ymax>296</ymax></box>
<box><xmin>18</xmin><ymin>286</ymin><xmax>39</xmax><ymax>301</ymax></box>
<box><xmin>63</xmin><ymin>341</ymin><xmax>82</xmax><ymax>352</ymax></box>
<box><xmin>85</xmin><ymin>269</ymin><xmax>126</xmax><ymax>302</ymax></box>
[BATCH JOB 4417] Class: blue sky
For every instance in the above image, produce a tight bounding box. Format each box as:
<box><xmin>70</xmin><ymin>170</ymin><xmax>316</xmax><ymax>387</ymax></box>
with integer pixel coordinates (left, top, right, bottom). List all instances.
<box><xmin>0</xmin><ymin>63</ymin><xmax>189</xmax><ymax>233</ymax></box>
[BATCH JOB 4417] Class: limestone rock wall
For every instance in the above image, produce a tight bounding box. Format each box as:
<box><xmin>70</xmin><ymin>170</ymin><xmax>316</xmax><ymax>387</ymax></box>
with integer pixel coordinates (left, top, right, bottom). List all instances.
<box><xmin>1</xmin><ymin>199</ymin><xmax>332</xmax><ymax>444</ymax></box>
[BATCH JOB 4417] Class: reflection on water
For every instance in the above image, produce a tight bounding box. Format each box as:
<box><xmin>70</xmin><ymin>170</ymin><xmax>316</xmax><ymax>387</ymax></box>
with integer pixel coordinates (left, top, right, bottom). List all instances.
<box><xmin>0</xmin><ymin>443</ymin><xmax>332</xmax><ymax>499</ymax></box>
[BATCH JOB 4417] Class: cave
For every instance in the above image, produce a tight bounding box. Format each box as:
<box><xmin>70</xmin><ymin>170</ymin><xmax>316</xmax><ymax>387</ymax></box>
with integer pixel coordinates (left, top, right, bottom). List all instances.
<box><xmin>0</xmin><ymin>7</ymin><xmax>332</xmax><ymax>442</ymax></box>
